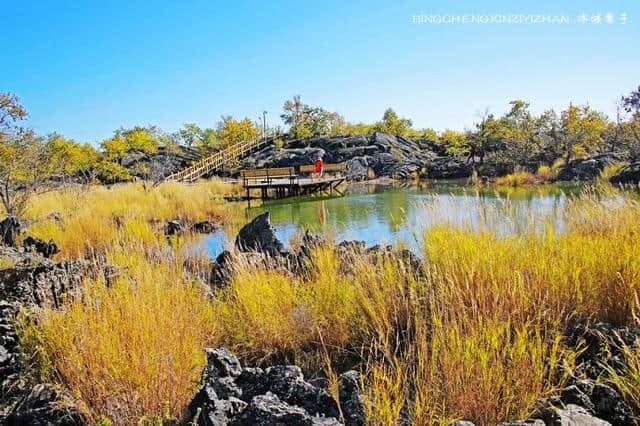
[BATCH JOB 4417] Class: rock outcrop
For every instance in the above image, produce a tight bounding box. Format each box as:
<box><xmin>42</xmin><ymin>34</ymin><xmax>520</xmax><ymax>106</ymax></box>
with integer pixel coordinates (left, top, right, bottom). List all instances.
<box><xmin>119</xmin><ymin>145</ymin><xmax>203</xmax><ymax>182</ymax></box>
<box><xmin>610</xmin><ymin>161</ymin><xmax>640</xmax><ymax>185</ymax></box>
<box><xmin>185</xmin><ymin>348</ymin><xmax>346</xmax><ymax>425</ymax></box>
<box><xmin>0</xmin><ymin>217</ymin><xmax>22</xmax><ymax>247</ymax></box>
<box><xmin>556</xmin><ymin>153</ymin><xmax>623</xmax><ymax>181</ymax></box>
<box><xmin>210</xmin><ymin>213</ymin><xmax>423</xmax><ymax>289</ymax></box>
<box><xmin>23</xmin><ymin>236</ymin><xmax>59</xmax><ymax>259</ymax></box>
<box><xmin>240</xmin><ymin>133</ymin><xmax>471</xmax><ymax>181</ymax></box>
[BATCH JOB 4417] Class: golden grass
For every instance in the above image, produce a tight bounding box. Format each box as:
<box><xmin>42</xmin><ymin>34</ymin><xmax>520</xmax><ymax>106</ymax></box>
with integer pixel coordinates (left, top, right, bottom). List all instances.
<box><xmin>18</xmin><ymin>184</ymin><xmax>640</xmax><ymax>425</ymax></box>
<box><xmin>23</xmin><ymin>180</ymin><xmax>241</xmax><ymax>258</ymax></box>
<box><xmin>600</xmin><ymin>161</ymin><xmax>628</xmax><ymax>182</ymax></box>
<box><xmin>496</xmin><ymin>171</ymin><xmax>537</xmax><ymax>187</ymax></box>
<box><xmin>21</xmin><ymin>245</ymin><xmax>219</xmax><ymax>425</ymax></box>
<box><xmin>606</xmin><ymin>345</ymin><xmax>640</xmax><ymax>413</ymax></box>
<box><xmin>496</xmin><ymin>167</ymin><xmax>558</xmax><ymax>187</ymax></box>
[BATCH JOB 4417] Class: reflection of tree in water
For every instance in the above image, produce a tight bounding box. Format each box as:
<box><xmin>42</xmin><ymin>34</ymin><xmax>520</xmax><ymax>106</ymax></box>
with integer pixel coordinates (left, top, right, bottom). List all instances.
<box><xmin>372</xmin><ymin>189</ymin><xmax>409</xmax><ymax>232</ymax></box>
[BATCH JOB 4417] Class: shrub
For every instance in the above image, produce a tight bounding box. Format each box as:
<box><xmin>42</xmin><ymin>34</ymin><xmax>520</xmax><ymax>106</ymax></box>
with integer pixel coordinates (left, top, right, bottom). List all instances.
<box><xmin>536</xmin><ymin>165</ymin><xmax>556</xmax><ymax>181</ymax></box>
<box><xmin>496</xmin><ymin>171</ymin><xmax>536</xmax><ymax>186</ymax></box>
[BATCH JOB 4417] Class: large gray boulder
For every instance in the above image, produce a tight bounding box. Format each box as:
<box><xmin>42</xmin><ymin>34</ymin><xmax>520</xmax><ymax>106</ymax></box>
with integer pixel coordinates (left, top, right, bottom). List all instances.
<box><xmin>235</xmin><ymin>212</ymin><xmax>286</xmax><ymax>256</ymax></box>
<box><xmin>537</xmin><ymin>404</ymin><xmax>611</xmax><ymax>426</ymax></box>
<box><xmin>185</xmin><ymin>348</ymin><xmax>342</xmax><ymax>425</ymax></box>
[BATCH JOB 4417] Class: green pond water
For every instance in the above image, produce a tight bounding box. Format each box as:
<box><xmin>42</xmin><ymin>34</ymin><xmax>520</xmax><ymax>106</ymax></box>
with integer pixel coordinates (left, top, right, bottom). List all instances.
<box><xmin>202</xmin><ymin>182</ymin><xmax>583</xmax><ymax>258</ymax></box>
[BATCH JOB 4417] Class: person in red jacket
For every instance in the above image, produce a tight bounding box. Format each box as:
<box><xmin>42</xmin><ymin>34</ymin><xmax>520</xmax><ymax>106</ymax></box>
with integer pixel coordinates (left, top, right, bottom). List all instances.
<box><xmin>314</xmin><ymin>157</ymin><xmax>324</xmax><ymax>179</ymax></box>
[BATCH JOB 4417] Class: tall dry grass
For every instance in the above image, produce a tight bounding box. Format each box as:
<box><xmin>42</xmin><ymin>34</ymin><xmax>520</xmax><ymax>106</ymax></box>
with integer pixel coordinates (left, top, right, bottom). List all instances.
<box><xmin>23</xmin><ymin>180</ymin><xmax>241</xmax><ymax>258</ymax></box>
<box><xmin>18</xmin><ymin>184</ymin><xmax>640</xmax><ymax>425</ymax></box>
<box><xmin>21</xmin><ymin>244</ymin><xmax>219</xmax><ymax>425</ymax></box>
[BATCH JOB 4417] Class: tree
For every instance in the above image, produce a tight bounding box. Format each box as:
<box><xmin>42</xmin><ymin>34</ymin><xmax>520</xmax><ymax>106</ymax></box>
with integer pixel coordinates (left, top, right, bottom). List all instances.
<box><xmin>217</xmin><ymin>116</ymin><xmax>258</xmax><ymax>147</ymax></box>
<box><xmin>499</xmin><ymin>100</ymin><xmax>538</xmax><ymax>167</ymax></box>
<box><xmin>0</xmin><ymin>129</ymin><xmax>54</xmax><ymax>215</ymax></box>
<box><xmin>47</xmin><ymin>135</ymin><xmax>100</xmax><ymax>183</ymax></box>
<box><xmin>622</xmin><ymin>86</ymin><xmax>640</xmax><ymax>114</ymax></box>
<box><xmin>101</xmin><ymin>126</ymin><xmax>159</xmax><ymax>162</ymax></box>
<box><xmin>559</xmin><ymin>104</ymin><xmax>608</xmax><ymax>162</ymax></box>
<box><xmin>618</xmin><ymin>87</ymin><xmax>640</xmax><ymax>157</ymax></box>
<box><xmin>281</xmin><ymin>96</ymin><xmax>346</xmax><ymax>139</ymax></box>
<box><xmin>281</xmin><ymin>95</ymin><xmax>308</xmax><ymax>138</ymax></box>
<box><xmin>469</xmin><ymin>110</ymin><xmax>507</xmax><ymax>164</ymax></box>
<box><xmin>179</xmin><ymin>123</ymin><xmax>218</xmax><ymax>149</ymax></box>
<box><xmin>373</xmin><ymin>108</ymin><xmax>413</xmax><ymax>137</ymax></box>
<box><xmin>0</xmin><ymin>94</ymin><xmax>56</xmax><ymax>216</ymax></box>
<box><xmin>440</xmin><ymin>129</ymin><xmax>469</xmax><ymax>157</ymax></box>
<box><xmin>0</xmin><ymin>93</ymin><xmax>27</xmax><ymax>135</ymax></box>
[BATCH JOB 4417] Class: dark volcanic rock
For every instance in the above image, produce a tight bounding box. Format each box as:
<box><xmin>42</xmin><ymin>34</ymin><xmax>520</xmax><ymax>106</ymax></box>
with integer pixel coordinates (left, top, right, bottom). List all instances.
<box><xmin>192</xmin><ymin>221</ymin><xmax>219</xmax><ymax>234</ymax></box>
<box><xmin>4</xmin><ymin>384</ymin><xmax>85</xmax><ymax>426</ymax></box>
<box><xmin>537</xmin><ymin>404</ymin><xmax>611</xmax><ymax>425</ymax></box>
<box><xmin>165</xmin><ymin>219</ymin><xmax>185</xmax><ymax>236</ymax></box>
<box><xmin>120</xmin><ymin>145</ymin><xmax>203</xmax><ymax>181</ymax></box>
<box><xmin>231</xmin><ymin>392</ymin><xmax>339</xmax><ymax>426</ymax></box>
<box><xmin>0</xmin><ymin>216</ymin><xmax>22</xmax><ymax>247</ymax></box>
<box><xmin>610</xmin><ymin>161</ymin><xmax>640</xmax><ymax>185</ymax></box>
<box><xmin>338</xmin><ymin>371</ymin><xmax>365</xmax><ymax>426</ymax></box>
<box><xmin>556</xmin><ymin>153</ymin><xmax>622</xmax><ymax>181</ymax></box>
<box><xmin>239</xmin><ymin>132</ymin><xmax>472</xmax><ymax>181</ymax></box>
<box><xmin>22</xmin><ymin>236</ymin><xmax>59</xmax><ymax>259</ymax></box>
<box><xmin>185</xmin><ymin>348</ymin><xmax>342</xmax><ymax>425</ymax></box>
<box><xmin>235</xmin><ymin>212</ymin><xmax>285</xmax><ymax>256</ymax></box>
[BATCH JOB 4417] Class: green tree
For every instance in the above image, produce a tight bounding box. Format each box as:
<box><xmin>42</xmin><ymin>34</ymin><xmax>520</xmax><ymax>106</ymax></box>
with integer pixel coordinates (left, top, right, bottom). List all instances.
<box><xmin>179</xmin><ymin>123</ymin><xmax>218</xmax><ymax>149</ymax></box>
<box><xmin>440</xmin><ymin>129</ymin><xmax>469</xmax><ymax>157</ymax></box>
<box><xmin>0</xmin><ymin>94</ymin><xmax>55</xmax><ymax>215</ymax></box>
<box><xmin>373</xmin><ymin>108</ymin><xmax>413</xmax><ymax>137</ymax></box>
<box><xmin>47</xmin><ymin>135</ymin><xmax>99</xmax><ymax>182</ymax></box>
<box><xmin>281</xmin><ymin>95</ymin><xmax>346</xmax><ymax>139</ymax></box>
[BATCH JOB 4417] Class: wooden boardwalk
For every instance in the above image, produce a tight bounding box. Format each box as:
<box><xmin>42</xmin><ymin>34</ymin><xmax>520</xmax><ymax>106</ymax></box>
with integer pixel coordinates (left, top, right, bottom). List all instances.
<box><xmin>164</xmin><ymin>135</ymin><xmax>282</xmax><ymax>182</ymax></box>
<box><xmin>241</xmin><ymin>173</ymin><xmax>346</xmax><ymax>207</ymax></box>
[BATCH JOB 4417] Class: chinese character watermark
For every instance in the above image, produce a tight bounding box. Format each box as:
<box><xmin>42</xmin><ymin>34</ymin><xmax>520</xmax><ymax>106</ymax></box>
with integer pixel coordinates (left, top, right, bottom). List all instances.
<box><xmin>410</xmin><ymin>12</ymin><xmax>630</xmax><ymax>25</ymax></box>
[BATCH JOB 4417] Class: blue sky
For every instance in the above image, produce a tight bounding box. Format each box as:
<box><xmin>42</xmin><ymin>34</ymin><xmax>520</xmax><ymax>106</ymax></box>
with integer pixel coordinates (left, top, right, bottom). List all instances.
<box><xmin>2</xmin><ymin>0</ymin><xmax>639</xmax><ymax>143</ymax></box>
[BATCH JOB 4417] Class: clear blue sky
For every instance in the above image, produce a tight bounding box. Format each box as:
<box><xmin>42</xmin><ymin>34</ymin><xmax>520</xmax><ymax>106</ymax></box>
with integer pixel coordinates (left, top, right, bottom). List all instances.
<box><xmin>2</xmin><ymin>0</ymin><xmax>639</xmax><ymax>143</ymax></box>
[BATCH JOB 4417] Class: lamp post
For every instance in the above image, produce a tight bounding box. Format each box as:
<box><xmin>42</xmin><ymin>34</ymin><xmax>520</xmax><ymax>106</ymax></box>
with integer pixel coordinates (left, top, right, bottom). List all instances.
<box><xmin>262</xmin><ymin>111</ymin><xmax>267</xmax><ymax>138</ymax></box>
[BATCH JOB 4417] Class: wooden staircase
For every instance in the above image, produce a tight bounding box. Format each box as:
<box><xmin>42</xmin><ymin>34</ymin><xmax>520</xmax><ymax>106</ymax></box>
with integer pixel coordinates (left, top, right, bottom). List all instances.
<box><xmin>164</xmin><ymin>135</ymin><xmax>279</xmax><ymax>183</ymax></box>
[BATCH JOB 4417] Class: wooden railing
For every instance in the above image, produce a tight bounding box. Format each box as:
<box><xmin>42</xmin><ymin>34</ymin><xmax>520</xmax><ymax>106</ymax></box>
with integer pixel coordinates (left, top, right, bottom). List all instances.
<box><xmin>164</xmin><ymin>135</ymin><xmax>280</xmax><ymax>183</ymax></box>
<box><xmin>240</xmin><ymin>167</ymin><xmax>296</xmax><ymax>186</ymax></box>
<box><xmin>299</xmin><ymin>162</ymin><xmax>346</xmax><ymax>174</ymax></box>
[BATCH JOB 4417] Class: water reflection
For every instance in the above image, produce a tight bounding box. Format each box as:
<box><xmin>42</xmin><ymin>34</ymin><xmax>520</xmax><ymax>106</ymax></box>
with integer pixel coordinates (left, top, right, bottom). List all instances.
<box><xmin>202</xmin><ymin>182</ymin><xmax>582</xmax><ymax>258</ymax></box>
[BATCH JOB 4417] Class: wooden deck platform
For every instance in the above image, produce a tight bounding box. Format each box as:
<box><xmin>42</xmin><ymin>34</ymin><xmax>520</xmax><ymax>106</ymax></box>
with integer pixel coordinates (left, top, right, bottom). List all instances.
<box><xmin>242</xmin><ymin>176</ymin><xmax>346</xmax><ymax>207</ymax></box>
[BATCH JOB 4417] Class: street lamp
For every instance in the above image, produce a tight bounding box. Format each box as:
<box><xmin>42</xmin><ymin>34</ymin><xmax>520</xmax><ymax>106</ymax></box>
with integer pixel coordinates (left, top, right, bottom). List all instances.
<box><xmin>262</xmin><ymin>111</ymin><xmax>267</xmax><ymax>138</ymax></box>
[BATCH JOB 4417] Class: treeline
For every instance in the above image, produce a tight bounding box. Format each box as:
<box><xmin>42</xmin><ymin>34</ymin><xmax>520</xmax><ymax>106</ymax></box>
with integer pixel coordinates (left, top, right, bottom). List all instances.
<box><xmin>281</xmin><ymin>90</ymin><xmax>640</xmax><ymax>169</ymax></box>
<box><xmin>1</xmin><ymin>87</ymin><xmax>639</xmax><ymax>214</ymax></box>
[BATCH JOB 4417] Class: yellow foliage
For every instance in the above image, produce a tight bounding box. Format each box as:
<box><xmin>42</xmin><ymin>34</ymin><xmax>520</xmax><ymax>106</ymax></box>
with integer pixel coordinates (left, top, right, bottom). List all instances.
<box><xmin>24</xmin><ymin>180</ymin><xmax>241</xmax><ymax>258</ymax></box>
<box><xmin>23</xmin><ymin>248</ymin><xmax>218</xmax><ymax>425</ymax></box>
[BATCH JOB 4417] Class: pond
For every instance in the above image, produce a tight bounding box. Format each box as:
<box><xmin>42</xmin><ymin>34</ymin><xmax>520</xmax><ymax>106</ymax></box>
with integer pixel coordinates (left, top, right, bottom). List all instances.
<box><xmin>201</xmin><ymin>182</ymin><xmax>583</xmax><ymax>258</ymax></box>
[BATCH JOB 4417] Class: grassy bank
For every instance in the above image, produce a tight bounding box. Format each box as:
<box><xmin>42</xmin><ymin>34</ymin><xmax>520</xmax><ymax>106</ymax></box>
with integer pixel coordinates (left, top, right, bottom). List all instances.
<box><xmin>18</xmin><ymin>180</ymin><xmax>242</xmax><ymax>259</ymax></box>
<box><xmin>14</xmin><ymin>183</ymin><xmax>640</xmax><ymax>425</ymax></box>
